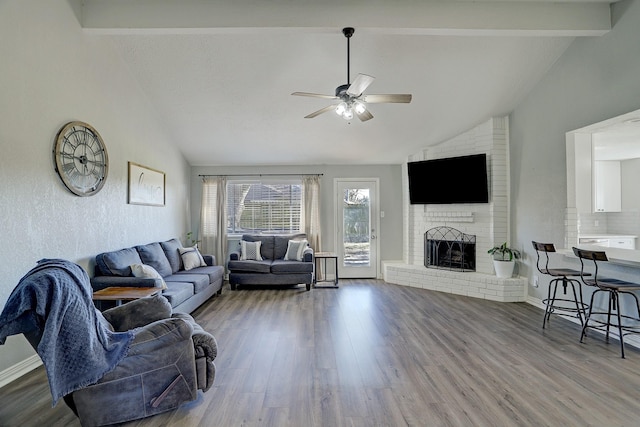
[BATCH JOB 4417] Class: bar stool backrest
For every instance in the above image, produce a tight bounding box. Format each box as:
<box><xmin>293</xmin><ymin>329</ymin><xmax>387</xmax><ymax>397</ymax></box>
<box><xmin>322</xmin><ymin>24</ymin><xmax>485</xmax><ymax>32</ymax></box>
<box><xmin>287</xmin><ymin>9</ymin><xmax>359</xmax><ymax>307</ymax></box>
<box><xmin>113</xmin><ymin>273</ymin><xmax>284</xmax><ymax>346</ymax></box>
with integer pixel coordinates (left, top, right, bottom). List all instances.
<box><xmin>531</xmin><ymin>241</ymin><xmax>556</xmax><ymax>275</ymax></box>
<box><xmin>572</xmin><ymin>247</ymin><xmax>608</xmax><ymax>288</ymax></box>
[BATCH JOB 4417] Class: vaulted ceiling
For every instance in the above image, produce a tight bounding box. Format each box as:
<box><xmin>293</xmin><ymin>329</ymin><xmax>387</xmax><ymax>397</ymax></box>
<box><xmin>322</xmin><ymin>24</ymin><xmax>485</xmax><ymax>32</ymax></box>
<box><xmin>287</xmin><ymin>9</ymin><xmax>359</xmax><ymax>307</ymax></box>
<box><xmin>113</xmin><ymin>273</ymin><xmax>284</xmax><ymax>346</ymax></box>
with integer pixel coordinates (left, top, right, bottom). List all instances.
<box><xmin>77</xmin><ymin>0</ymin><xmax>613</xmax><ymax>166</ymax></box>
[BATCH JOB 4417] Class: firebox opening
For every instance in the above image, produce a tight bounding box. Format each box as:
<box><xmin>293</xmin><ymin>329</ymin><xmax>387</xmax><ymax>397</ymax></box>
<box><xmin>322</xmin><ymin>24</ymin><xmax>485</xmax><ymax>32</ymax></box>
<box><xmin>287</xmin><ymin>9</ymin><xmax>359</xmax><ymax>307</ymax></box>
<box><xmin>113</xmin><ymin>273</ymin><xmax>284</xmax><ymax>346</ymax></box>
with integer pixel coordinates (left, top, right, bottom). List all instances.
<box><xmin>425</xmin><ymin>226</ymin><xmax>476</xmax><ymax>272</ymax></box>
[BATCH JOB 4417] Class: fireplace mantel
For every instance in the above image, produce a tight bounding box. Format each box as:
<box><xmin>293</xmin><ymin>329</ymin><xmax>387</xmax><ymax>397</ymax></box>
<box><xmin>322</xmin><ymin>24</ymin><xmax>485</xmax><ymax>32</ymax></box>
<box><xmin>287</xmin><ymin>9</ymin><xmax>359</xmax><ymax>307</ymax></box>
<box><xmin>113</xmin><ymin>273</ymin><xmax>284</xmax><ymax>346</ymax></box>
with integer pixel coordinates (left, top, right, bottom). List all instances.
<box><xmin>425</xmin><ymin>211</ymin><xmax>474</xmax><ymax>223</ymax></box>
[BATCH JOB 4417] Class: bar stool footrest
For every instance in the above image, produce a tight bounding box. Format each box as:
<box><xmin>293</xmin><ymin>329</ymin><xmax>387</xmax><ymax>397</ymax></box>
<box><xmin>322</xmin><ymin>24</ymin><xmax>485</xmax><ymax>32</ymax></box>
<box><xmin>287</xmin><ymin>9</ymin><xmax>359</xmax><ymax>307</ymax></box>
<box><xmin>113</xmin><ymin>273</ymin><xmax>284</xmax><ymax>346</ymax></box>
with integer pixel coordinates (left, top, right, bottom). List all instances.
<box><xmin>542</xmin><ymin>298</ymin><xmax>588</xmax><ymax>313</ymax></box>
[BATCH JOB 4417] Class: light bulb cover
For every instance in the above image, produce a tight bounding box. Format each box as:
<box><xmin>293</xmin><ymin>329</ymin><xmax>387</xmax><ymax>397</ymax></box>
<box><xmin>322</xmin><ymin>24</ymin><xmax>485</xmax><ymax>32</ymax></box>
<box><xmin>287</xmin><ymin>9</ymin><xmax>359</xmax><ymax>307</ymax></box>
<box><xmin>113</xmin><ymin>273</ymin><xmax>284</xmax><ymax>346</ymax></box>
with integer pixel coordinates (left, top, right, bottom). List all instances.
<box><xmin>335</xmin><ymin>102</ymin><xmax>347</xmax><ymax>116</ymax></box>
<box><xmin>354</xmin><ymin>101</ymin><xmax>366</xmax><ymax>114</ymax></box>
<box><xmin>343</xmin><ymin>108</ymin><xmax>354</xmax><ymax>120</ymax></box>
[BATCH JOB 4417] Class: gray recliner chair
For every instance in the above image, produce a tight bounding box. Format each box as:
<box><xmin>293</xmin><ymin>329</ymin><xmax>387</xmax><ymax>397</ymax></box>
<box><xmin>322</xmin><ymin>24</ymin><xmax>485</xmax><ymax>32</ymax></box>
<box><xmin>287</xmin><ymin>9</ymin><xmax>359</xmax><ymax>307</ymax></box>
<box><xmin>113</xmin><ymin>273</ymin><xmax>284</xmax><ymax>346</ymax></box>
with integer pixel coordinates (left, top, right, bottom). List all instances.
<box><xmin>0</xmin><ymin>259</ymin><xmax>217</xmax><ymax>426</ymax></box>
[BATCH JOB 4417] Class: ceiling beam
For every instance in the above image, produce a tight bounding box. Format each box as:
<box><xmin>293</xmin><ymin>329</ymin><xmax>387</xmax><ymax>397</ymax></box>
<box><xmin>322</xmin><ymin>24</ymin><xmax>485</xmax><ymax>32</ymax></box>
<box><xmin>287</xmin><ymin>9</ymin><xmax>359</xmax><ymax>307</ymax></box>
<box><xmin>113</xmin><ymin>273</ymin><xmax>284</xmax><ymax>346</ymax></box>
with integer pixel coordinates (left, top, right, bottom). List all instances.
<box><xmin>80</xmin><ymin>0</ymin><xmax>611</xmax><ymax>36</ymax></box>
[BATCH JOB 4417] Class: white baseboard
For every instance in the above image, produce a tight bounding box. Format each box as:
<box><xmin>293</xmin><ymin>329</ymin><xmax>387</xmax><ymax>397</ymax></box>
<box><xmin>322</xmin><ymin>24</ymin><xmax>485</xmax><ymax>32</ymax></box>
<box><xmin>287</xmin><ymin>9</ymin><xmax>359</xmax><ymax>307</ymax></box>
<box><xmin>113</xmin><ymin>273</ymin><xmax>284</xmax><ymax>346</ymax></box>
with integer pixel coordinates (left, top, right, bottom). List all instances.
<box><xmin>0</xmin><ymin>354</ymin><xmax>42</xmax><ymax>389</ymax></box>
<box><xmin>525</xmin><ymin>296</ymin><xmax>640</xmax><ymax>350</ymax></box>
<box><xmin>526</xmin><ymin>295</ymin><xmax>546</xmax><ymax>311</ymax></box>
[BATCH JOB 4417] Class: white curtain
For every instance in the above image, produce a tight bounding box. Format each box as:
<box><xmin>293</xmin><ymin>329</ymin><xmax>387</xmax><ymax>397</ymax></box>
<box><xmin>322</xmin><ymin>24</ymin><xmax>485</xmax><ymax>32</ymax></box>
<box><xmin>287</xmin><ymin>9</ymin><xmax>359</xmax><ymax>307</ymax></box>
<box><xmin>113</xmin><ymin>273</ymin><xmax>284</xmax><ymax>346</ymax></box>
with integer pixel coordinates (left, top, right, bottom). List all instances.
<box><xmin>302</xmin><ymin>175</ymin><xmax>322</xmax><ymax>252</ymax></box>
<box><xmin>199</xmin><ymin>176</ymin><xmax>227</xmax><ymax>266</ymax></box>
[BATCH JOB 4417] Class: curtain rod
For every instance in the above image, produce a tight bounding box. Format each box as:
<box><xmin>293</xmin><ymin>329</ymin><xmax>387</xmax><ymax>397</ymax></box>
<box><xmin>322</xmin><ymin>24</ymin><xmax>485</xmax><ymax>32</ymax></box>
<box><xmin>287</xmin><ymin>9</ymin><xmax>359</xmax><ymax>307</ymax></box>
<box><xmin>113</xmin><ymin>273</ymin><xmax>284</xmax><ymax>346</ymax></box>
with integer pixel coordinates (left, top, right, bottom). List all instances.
<box><xmin>198</xmin><ymin>173</ymin><xmax>323</xmax><ymax>177</ymax></box>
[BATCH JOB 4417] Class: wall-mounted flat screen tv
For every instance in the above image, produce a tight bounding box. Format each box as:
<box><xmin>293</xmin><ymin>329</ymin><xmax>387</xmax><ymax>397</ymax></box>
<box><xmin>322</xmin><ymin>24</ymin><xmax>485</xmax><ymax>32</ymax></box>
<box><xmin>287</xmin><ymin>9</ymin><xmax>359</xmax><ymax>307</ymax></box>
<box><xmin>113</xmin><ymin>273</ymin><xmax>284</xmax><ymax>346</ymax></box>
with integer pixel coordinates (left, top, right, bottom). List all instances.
<box><xmin>408</xmin><ymin>153</ymin><xmax>489</xmax><ymax>204</ymax></box>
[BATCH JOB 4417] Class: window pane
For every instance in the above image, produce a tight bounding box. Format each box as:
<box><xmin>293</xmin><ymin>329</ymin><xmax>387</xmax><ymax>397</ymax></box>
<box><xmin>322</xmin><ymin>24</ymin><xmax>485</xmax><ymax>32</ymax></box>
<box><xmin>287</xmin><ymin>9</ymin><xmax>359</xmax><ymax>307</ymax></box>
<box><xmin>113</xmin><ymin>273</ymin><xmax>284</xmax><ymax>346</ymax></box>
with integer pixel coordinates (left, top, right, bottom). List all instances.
<box><xmin>342</xmin><ymin>188</ymin><xmax>370</xmax><ymax>266</ymax></box>
<box><xmin>226</xmin><ymin>181</ymin><xmax>302</xmax><ymax>234</ymax></box>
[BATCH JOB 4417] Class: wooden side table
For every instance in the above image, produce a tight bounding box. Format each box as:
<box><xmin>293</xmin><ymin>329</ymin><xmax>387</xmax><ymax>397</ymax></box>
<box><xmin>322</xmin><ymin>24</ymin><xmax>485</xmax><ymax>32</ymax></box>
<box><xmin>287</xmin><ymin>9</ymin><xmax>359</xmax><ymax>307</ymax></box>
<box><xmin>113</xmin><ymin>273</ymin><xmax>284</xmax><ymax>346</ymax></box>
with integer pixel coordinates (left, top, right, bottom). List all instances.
<box><xmin>314</xmin><ymin>252</ymin><xmax>339</xmax><ymax>288</ymax></box>
<box><xmin>93</xmin><ymin>287</ymin><xmax>160</xmax><ymax>306</ymax></box>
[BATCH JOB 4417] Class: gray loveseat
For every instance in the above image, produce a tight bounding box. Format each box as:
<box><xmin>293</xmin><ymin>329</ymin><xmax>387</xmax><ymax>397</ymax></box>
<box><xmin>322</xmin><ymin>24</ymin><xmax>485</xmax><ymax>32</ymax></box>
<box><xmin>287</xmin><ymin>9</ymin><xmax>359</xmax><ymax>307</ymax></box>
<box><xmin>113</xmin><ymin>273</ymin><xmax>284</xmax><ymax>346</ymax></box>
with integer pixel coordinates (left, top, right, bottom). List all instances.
<box><xmin>91</xmin><ymin>238</ymin><xmax>224</xmax><ymax>313</ymax></box>
<box><xmin>227</xmin><ymin>233</ymin><xmax>314</xmax><ymax>291</ymax></box>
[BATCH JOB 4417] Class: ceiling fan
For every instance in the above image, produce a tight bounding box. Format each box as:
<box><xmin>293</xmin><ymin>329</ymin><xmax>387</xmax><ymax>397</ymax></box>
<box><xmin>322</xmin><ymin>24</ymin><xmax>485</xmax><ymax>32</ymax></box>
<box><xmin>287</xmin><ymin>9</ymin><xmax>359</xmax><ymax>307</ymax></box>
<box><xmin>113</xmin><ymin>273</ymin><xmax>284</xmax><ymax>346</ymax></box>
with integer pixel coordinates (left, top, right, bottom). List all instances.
<box><xmin>292</xmin><ymin>27</ymin><xmax>412</xmax><ymax>122</ymax></box>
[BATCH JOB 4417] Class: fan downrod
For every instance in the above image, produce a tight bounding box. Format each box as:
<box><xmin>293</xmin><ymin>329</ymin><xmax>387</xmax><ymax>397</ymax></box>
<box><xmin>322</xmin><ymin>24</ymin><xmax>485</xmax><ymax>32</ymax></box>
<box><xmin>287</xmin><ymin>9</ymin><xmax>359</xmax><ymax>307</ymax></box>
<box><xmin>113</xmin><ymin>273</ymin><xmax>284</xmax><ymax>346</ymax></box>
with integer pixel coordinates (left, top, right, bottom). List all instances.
<box><xmin>342</xmin><ymin>27</ymin><xmax>355</xmax><ymax>85</ymax></box>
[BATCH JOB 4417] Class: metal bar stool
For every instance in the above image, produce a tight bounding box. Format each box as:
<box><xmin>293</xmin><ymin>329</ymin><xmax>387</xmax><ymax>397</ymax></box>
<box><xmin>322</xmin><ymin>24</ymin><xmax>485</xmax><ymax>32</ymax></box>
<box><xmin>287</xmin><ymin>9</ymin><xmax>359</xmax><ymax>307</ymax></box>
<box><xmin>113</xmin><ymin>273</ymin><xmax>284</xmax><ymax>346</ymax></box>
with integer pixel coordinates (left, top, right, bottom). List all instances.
<box><xmin>532</xmin><ymin>241</ymin><xmax>588</xmax><ymax>328</ymax></box>
<box><xmin>572</xmin><ymin>247</ymin><xmax>640</xmax><ymax>358</ymax></box>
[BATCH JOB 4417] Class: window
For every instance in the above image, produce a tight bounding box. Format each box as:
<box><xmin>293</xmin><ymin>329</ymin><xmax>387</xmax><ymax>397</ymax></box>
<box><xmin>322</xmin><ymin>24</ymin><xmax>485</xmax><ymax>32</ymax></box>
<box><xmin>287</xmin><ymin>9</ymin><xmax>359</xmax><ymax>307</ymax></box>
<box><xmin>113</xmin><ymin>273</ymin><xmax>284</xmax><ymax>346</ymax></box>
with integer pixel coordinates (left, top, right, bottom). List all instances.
<box><xmin>226</xmin><ymin>180</ymin><xmax>302</xmax><ymax>234</ymax></box>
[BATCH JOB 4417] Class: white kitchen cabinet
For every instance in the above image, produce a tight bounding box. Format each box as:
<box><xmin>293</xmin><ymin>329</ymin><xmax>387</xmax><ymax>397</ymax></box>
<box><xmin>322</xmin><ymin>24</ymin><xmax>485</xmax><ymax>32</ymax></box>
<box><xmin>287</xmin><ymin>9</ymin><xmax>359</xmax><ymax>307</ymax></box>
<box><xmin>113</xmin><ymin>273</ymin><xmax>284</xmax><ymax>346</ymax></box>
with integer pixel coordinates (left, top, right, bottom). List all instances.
<box><xmin>608</xmin><ymin>237</ymin><xmax>636</xmax><ymax>250</ymax></box>
<box><xmin>579</xmin><ymin>236</ymin><xmax>637</xmax><ymax>250</ymax></box>
<box><xmin>593</xmin><ymin>161</ymin><xmax>621</xmax><ymax>212</ymax></box>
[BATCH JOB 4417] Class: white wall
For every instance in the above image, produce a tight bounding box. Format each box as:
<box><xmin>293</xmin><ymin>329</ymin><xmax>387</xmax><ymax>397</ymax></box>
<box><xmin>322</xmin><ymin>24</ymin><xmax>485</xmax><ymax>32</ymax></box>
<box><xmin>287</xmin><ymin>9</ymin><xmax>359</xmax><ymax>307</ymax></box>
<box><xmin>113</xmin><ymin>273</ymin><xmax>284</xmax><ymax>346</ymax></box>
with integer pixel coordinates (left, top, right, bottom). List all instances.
<box><xmin>510</xmin><ymin>0</ymin><xmax>640</xmax><ymax>299</ymax></box>
<box><xmin>622</xmin><ymin>158</ymin><xmax>640</xmax><ymax>212</ymax></box>
<box><xmin>0</xmin><ymin>0</ymin><xmax>190</xmax><ymax>379</ymax></box>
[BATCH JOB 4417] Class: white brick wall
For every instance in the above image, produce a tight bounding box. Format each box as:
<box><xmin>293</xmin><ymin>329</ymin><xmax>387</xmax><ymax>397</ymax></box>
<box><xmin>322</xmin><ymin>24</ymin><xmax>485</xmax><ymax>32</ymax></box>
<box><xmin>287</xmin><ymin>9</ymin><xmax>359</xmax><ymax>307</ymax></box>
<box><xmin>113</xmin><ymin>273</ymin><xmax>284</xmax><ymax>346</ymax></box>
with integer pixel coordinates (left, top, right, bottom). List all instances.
<box><xmin>565</xmin><ymin>207</ymin><xmax>578</xmax><ymax>249</ymax></box>
<box><xmin>383</xmin><ymin>261</ymin><xmax>527</xmax><ymax>302</ymax></box>
<box><xmin>391</xmin><ymin>117</ymin><xmax>525</xmax><ymax>302</ymax></box>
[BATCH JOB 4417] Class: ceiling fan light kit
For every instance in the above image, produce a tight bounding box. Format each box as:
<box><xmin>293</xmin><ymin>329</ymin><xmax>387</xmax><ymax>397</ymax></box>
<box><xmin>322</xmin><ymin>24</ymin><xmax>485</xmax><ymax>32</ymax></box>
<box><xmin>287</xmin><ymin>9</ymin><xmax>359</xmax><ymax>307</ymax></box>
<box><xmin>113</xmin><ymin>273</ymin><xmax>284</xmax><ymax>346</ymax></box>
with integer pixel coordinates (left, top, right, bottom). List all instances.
<box><xmin>292</xmin><ymin>27</ymin><xmax>412</xmax><ymax>122</ymax></box>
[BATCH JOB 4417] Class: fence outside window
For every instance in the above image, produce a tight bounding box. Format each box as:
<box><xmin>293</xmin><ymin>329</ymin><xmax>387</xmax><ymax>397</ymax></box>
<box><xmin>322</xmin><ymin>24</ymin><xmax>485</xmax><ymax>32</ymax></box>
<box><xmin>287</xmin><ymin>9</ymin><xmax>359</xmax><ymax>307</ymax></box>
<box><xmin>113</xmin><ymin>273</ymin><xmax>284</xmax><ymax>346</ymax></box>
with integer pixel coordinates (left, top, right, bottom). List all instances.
<box><xmin>226</xmin><ymin>181</ymin><xmax>302</xmax><ymax>234</ymax></box>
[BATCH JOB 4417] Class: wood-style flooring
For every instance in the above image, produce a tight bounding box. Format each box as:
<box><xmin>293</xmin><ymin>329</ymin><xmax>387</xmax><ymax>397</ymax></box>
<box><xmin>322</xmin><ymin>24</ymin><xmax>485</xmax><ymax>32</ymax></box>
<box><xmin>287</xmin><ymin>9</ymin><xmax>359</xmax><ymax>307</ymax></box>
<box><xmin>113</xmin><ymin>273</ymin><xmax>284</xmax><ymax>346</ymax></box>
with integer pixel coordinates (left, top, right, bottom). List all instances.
<box><xmin>2</xmin><ymin>279</ymin><xmax>640</xmax><ymax>426</ymax></box>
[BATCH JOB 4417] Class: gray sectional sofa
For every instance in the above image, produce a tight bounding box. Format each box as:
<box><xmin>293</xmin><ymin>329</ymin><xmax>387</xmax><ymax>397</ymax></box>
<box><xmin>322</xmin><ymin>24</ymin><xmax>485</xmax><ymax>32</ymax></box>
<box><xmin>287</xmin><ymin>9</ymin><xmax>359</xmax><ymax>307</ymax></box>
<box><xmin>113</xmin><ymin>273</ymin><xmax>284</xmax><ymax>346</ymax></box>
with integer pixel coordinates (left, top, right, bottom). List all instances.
<box><xmin>91</xmin><ymin>238</ymin><xmax>224</xmax><ymax>313</ymax></box>
<box><xmin>227</xmin><ymin>233</ymin><xmax>314</xmax><ymax>291</ymax></box>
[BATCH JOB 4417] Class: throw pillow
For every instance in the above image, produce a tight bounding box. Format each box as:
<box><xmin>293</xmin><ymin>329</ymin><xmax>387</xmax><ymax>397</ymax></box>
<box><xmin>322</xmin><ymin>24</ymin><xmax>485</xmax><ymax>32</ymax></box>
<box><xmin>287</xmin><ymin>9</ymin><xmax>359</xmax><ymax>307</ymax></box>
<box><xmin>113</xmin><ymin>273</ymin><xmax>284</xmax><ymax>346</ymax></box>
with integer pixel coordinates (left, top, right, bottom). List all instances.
<box><xmin>135</xmin><ymin>242</ymin><xmax>173</xmax><ymax>278</ymax></box>
<box><xmin>284</xmin><ymin>239</ymin><xmax>308</xmax><ymax>261</ymax></box>
<box><xmin>240</xmin><ymin>240</ymin><xmax>263</xmax><ymax>261</ymax></box>
<box><xmin>179</xmin><ymin>245</ymin><xmax>206</xmax><ymax>270</ymax></box>
<box><xmin>130</xmin><ymin>263</ymin><xmax>168</xmax><ymax>289</ymax></box>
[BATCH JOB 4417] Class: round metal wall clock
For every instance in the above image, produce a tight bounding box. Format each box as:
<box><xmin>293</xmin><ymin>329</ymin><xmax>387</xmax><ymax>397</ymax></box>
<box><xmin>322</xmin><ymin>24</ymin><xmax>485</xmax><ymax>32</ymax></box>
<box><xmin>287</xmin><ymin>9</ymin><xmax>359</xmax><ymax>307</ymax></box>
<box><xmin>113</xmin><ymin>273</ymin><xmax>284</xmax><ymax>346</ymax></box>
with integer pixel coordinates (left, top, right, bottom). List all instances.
<box><xmin>53</xmin><ymin>121</ymin><xmax>109</xmax><ymax>197</ymax></box>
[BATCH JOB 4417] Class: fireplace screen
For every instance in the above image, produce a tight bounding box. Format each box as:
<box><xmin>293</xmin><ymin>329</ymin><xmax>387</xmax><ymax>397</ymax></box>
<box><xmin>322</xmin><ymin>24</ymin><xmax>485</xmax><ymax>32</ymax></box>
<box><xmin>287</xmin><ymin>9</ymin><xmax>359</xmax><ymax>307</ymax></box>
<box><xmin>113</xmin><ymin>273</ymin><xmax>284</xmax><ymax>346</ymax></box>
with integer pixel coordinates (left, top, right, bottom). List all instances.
<box><xmin>425</xmin><ymin>227</ymin><xmax>476</xmax><ymax>272</ymax></box>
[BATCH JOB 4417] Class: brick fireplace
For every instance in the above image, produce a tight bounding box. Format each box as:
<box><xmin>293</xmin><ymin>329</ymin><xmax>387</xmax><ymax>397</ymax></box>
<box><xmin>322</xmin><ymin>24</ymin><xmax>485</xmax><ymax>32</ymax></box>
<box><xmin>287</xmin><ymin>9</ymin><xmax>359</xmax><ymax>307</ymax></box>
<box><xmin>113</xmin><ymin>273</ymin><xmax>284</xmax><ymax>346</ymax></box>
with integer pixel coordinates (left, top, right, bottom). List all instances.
<box><xmin>382</xmin><ymin>117</ymin><xmax>527</xmax><ymax>302</ymax></box>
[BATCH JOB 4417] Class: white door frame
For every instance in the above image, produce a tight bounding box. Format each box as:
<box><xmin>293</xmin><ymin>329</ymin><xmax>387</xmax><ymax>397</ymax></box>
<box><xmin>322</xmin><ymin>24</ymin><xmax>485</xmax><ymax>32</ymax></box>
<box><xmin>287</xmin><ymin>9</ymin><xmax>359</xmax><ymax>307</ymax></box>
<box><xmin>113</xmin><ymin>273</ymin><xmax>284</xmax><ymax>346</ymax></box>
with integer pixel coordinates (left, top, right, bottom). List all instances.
<box><xmin>333</xmin><ymin>178</ymin><xmax>380</xmax><ymax>279</ymax></box>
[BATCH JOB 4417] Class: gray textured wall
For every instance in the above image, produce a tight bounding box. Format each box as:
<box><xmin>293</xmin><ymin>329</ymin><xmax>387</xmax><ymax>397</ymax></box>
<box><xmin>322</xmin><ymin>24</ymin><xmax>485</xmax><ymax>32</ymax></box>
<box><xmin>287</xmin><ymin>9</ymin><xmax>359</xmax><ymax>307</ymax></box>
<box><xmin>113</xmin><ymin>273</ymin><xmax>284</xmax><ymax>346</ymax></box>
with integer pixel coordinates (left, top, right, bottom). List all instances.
<box><xmin>510</xmin><ymin>0</ymin><xmax>640</xmax><ymax>300</ymax></box>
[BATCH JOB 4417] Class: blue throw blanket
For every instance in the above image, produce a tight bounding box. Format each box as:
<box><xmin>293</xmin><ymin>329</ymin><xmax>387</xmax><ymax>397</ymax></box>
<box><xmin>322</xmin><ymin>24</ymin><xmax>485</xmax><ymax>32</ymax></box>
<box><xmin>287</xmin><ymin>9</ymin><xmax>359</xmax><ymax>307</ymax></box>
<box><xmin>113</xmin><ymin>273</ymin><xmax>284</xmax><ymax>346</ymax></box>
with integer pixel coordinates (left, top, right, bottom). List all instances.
<box><xmin>0</xmin><ymin>259</ymin><xmax>134</xmax><ymax>406</ymax></box>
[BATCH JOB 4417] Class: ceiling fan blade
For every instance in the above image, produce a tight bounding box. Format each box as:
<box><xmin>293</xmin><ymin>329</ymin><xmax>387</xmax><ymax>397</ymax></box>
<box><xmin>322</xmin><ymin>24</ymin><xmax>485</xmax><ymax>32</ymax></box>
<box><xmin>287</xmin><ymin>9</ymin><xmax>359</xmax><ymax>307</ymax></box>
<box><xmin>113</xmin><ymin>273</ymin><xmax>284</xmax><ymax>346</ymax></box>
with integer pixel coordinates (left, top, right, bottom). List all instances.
<box><xmin>347</xmin><ymin>73</ymin><xmax>375</xmax><ymax>97</ymax></box>
<box><xmin>356</xmin><ymin>109</ymin><xmax>374</xmax><ymax>122</ymax></box>
<box><xmin>362</xmin><ymin>94</ymin><xmax>412</xmax><ymax>104</ymax></box>
<box><xmin>304</xmin><ymin>104</ymin><xmax>337</xmax><ymax>119</ymax></box>
<box><xmin>292</xmin><ymin>92</ymin><xmax>338</xmax><ymax>100</ymax></box>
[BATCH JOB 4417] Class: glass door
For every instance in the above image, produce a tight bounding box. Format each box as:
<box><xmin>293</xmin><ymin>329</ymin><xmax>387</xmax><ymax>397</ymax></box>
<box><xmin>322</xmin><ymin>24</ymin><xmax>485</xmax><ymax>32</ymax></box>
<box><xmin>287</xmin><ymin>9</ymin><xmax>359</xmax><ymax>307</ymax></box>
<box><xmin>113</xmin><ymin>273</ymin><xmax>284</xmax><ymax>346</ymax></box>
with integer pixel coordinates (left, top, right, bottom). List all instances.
<box><xmin>335</xmin><ymin>179</ymin><xmax>378</xmax><ymax>278</ymax></box>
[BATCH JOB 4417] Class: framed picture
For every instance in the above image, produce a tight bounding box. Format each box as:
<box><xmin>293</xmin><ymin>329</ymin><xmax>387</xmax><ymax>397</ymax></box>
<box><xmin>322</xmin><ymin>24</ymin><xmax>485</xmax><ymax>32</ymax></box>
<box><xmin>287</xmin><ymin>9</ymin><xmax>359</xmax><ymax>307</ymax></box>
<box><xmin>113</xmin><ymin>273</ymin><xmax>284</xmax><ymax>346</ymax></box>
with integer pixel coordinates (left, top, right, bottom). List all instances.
<box><xmin>128</xmin><ymin>162</ymin><xmax>165</xmax><ymax>206</ymax></box>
